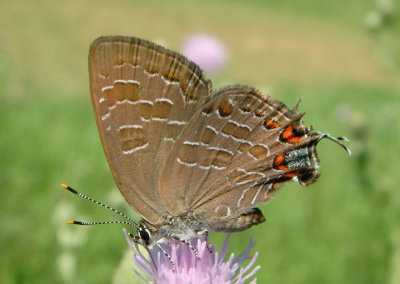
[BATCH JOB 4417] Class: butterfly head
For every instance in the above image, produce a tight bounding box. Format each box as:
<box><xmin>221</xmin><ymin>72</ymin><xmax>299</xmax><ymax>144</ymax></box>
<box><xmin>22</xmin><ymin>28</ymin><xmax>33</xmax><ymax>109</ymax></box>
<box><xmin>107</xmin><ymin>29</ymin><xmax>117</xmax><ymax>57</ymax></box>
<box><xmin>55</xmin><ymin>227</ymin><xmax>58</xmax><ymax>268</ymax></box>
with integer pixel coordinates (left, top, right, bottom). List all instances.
<box><xmin>136</xmin><ymin>222</ymin><xmax>153</xmax><ymax>246</ymax></box>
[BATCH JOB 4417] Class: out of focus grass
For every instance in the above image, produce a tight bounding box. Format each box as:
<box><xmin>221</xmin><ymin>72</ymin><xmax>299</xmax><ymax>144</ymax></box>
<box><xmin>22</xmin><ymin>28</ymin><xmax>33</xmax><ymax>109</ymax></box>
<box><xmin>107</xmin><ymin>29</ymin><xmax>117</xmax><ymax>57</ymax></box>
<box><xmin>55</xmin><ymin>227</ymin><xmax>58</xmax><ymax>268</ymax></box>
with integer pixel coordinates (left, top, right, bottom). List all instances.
<box><xmin>0</xmin><ymin>0</ymin><xmax>399</xmax><ymax>283</ymax></box>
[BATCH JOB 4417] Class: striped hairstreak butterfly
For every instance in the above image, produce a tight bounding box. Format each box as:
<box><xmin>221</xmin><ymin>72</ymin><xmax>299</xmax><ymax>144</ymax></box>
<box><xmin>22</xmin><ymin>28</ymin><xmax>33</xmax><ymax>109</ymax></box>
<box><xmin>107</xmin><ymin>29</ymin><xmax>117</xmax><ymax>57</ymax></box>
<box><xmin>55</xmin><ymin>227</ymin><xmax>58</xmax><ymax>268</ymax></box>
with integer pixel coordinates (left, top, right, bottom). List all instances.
<box><xmin>67</xmin><ymin>36</ymin><xmax>350</xmax><ymax>250</ymax></box>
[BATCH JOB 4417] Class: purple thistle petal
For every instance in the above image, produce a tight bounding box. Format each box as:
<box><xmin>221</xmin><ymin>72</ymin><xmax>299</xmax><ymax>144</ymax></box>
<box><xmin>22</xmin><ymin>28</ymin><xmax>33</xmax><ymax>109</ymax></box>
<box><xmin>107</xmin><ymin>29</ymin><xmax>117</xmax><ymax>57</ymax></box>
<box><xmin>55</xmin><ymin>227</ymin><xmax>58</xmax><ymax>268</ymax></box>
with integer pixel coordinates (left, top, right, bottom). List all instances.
<box><xmin>218</xmin><ymin>233</ymin><xmax>231</xmax><ymax>262</ymax></box>
<box><xmin>123</xmin><ymin>230</ymin><xmax>260</xmax><ymax>283</ymax></box>
<box><xmin>235</xmin><ymin>252</ymin><xmax>260</xmax><ymax>283</ymax></box>
<box><xmin>233</xmin><ymin>238</ymin><xmax>256</xmax><ymax>266</ymax></box>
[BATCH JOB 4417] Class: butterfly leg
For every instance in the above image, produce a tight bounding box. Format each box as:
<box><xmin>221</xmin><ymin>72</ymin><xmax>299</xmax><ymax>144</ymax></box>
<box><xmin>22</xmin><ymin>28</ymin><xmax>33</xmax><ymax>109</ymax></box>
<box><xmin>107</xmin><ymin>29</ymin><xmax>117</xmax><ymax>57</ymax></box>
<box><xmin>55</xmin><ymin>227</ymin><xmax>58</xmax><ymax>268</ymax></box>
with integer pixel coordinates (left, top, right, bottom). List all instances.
<box><xmin>156</xmin><ymin>239</ymin><xmax>176</xmax><ymax>272</ymax></box>
<box><xmin>196</xmin><ymin>229</ymin><xmax>213</xmax><ymax>253</ymax></box>
<box><xmin>179</xmin><ymin>239</ymin><xmax>200</xmax><ymax>260</ymax></box>
<box><xmin>202</xmin><ymin>230</ymin><xmax>209</xmax><ymax>242</ymax></box>
<box><xmin>204</xmin><ymin>231</ymin><xmax>213</xmax><ymax>253</ymax></box>
<box><xmin>128</xmin><ymin>232</ymin><xmax>160</xmax><ymax>271</ymax></box>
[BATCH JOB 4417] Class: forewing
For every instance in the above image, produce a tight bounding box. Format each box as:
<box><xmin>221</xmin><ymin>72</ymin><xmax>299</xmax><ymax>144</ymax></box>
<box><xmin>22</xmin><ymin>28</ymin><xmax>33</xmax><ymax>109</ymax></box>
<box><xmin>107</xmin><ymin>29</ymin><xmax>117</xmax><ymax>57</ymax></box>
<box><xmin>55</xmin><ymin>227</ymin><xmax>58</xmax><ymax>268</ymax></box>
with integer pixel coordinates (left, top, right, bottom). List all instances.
<box><xmin>89</xmin><ymin>36</ymin><xmax>211</xmax><ymax>225</ymax></box>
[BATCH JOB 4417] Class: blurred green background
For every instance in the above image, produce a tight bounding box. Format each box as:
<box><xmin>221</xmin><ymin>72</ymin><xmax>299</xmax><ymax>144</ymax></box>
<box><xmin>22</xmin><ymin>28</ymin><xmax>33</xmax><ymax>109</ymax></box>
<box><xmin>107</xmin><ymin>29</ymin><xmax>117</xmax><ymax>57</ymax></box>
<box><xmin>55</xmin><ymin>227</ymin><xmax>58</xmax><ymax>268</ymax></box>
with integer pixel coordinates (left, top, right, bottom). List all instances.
<box><xmin>1</xmin><ymin>0</ymin><xmax>399</xmax><ymax>283</ymax></box>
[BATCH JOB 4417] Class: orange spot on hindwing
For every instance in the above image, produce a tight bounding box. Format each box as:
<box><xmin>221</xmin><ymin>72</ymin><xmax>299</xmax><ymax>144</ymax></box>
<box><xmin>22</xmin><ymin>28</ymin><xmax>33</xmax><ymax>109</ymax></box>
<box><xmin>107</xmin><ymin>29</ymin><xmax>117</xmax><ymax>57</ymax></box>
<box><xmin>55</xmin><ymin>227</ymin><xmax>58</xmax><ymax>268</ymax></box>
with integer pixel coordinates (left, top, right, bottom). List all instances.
<box><xmin>283</xmin><ymin>170</ymin><xmax>300</xmax><ymax>179</ymax></box>
<box><xmin>264</xmin><ymin>119</ymin><xmax>280</xmax><ymax>129</ymax></box>
<box><xmin>273</xmin><ymin>154</ymin><xmax>288</xmax><ymax>171</ymax></box>
<box><xmin>280</xmin><ymin>125</ymin><xmax>302</xmax><ymax>143</ymax></box>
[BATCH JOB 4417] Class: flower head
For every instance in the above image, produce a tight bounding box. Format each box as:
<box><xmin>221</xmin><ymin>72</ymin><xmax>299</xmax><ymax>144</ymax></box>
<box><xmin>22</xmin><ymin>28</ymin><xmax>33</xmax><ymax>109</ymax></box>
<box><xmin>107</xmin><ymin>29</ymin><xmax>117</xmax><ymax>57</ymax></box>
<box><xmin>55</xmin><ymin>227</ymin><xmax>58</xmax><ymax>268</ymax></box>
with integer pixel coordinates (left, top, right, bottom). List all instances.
<box><xmin>182</xmin><ymin>34</ymin><xmax>228</xmax><ymax>74</ymax></box>
<box><xmin>123</xmin><ymin>229</ymin><xmax>260</xmax><ymax>283</ymax></box>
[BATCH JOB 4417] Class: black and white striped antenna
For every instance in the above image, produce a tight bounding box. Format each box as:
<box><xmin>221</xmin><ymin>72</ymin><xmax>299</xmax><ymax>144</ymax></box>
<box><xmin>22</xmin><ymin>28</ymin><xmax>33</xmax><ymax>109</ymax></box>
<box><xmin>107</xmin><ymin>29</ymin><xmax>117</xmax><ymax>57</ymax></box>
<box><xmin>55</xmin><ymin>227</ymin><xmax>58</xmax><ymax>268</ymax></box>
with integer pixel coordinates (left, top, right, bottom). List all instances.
<box><xmin>61</xmin><ymin>184</ymin><xmax>138</xmax><ymax>227</ymax></box>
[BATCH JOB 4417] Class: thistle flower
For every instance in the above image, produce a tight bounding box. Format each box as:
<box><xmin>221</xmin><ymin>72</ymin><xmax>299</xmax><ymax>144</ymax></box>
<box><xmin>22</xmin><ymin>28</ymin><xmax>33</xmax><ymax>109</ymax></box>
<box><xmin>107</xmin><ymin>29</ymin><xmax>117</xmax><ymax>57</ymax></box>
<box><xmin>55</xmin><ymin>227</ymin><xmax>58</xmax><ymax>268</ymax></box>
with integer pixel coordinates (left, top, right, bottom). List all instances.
<box><xmin>123</xmin><ymin>229</ymin><xmax>260</xmax><ymax>283</ymax></box>
<box><xmin>182</xmin><ymin>34</ymin><xmax>228</xmax><ymax>74</ymax></box>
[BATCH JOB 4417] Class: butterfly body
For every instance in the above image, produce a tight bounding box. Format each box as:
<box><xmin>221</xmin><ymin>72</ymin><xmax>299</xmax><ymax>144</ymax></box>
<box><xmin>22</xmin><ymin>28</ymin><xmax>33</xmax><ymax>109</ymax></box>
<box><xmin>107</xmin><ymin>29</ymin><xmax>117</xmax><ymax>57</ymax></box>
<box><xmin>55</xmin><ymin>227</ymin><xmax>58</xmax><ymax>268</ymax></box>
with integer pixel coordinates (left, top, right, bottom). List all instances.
<box><xmin>88</xmin><ymin>36</ymin><xmax>349</xmax><ymax>245</ymax></box>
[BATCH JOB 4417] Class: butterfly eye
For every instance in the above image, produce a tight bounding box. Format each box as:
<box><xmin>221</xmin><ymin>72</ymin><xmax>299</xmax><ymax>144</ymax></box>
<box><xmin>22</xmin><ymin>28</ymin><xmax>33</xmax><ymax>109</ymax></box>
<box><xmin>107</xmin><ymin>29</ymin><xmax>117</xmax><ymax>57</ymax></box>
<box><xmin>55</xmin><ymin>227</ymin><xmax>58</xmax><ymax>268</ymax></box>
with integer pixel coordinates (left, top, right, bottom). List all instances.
<box><xmin>138</xmin><ymin>225</ymin><xmax>151</xmax><ymax>245</ymax></box>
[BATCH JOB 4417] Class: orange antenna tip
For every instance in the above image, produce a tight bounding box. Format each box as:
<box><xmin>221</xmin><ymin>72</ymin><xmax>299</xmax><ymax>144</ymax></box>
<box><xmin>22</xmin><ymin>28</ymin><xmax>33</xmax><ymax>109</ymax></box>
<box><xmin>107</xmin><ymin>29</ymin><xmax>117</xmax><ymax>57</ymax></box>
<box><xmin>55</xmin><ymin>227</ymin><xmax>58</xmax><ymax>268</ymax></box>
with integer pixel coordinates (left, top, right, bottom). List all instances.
<box><xmin>61</xmin><ymin>184</ymin><xmax>68</xmax><ymax>189</ymax></box>
<box><xmin>67</xmin><ymin>220</ymin><xmax>75</xmax><ymax>224</ymax></box>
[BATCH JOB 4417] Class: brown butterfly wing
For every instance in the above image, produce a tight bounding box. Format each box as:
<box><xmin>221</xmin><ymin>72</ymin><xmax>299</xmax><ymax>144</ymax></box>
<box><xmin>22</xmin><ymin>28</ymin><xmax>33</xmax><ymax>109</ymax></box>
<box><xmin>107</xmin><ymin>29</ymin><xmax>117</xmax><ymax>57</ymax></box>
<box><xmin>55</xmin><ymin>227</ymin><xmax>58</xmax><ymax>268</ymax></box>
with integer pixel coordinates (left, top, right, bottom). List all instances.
<box><xmin>89</xmin><ymin>36</ymin><xmax>211</xmax><ymax>225</ymax></box>
<box><xmin>159</xmin><ymin>86</ymin><xmax>323</xmax><ymax>231</ymax></box>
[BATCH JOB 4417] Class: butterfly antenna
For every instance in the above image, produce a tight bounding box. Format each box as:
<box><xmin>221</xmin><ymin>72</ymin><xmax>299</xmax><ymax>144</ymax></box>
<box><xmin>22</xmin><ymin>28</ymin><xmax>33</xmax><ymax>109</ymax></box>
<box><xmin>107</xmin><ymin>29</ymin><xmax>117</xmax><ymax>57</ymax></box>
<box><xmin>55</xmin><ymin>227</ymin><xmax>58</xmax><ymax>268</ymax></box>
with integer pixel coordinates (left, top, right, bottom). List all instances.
<box><xmin>67</xmin><ymin>220</ymin><xmax>137</xmax><ymax>226</ymax></box>
<box><xmin>61</xmin><ymin>184</ymin><xmax>138</xmax><ymax>225</ymax></box>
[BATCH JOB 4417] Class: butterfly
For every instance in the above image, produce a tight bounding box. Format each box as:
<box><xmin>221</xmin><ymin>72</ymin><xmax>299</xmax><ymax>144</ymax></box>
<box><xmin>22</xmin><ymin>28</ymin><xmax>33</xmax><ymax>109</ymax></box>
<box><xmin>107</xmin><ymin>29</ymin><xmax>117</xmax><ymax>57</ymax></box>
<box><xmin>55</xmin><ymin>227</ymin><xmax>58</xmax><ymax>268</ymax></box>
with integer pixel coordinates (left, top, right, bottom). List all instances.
<box><xmin>68</xmin><ymin>36</ymin><xmax>349</xmax><ymax>249</ymax></box>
